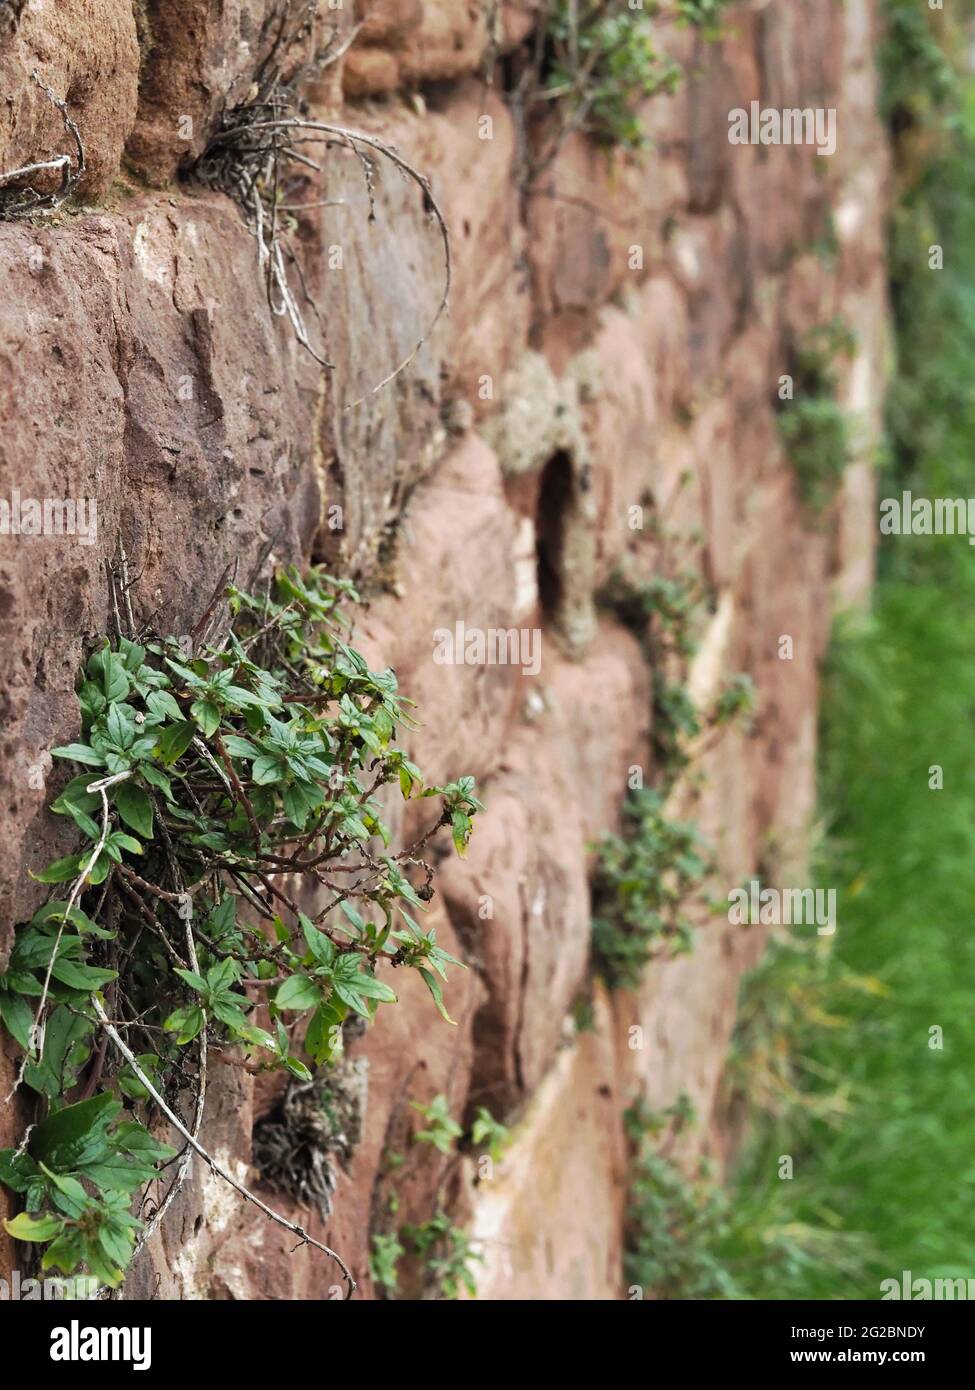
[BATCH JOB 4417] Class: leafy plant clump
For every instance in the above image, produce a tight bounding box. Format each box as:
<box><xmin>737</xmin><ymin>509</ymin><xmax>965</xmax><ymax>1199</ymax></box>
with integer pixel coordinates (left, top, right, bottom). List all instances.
<box><xmin>674</xmin><ymin>0</ymin><xmax>732</xmax><ymax>38</ymax></box>
<box><xmin>624</xmin><ymin>1096</ymin><xmax>742</xmax><ymax>1299</ymax></box>
<box><xmin>591</xmin><ymin>790</ymin><xmax>711</xmax><ymax>989</ymax></box>
<box><xmin>0</xmin><ymin>566</ymin><xmax>482</xmax><ymax>1290</ymax></box>
<box><xmin>0</xmin><ymin>1095</ymin><xmax>174</xmax><ymax>1289</ymax></box>
<box><xmin>369</xmin><ymin>1092</ymin><xmax>505</xmax><ymax>1299</ymax></box>
<box><xmin>470</xmin><ymin>1106</ymin><xmax>511</xmax><ymax>1166</ymax></box>
<box><xmin>600</xmin><ymin>567</ymin><xmax>707</xmax><ymax>662</ymax></box>
<box><xmin>400</xmin><ymin>1212</ymin><xmax>482</xmax><ymax>1300</ymax></box>
<box><xmin>541</xmin><ymin>0</ymin><xmax>681</xmax><ymax>151</ymax></box>
<box><xmin>776</xmin><ymin>320</ymin><xmax>855</xmax><ymax>514</ymax></box>
<box><xmin>369</xmin><ymin>1231</ymin><xmax>406</xmax><ymax>1293</ymax></box>
<box><xmin>502</xmin><ymin>1</ymin><xmax>732</xmax><ymax>189</ymax></box>
<box><xmin>411</xmin><ymin>1094</ymin><xmax>464</xmax><ymax>1156</ymax></box>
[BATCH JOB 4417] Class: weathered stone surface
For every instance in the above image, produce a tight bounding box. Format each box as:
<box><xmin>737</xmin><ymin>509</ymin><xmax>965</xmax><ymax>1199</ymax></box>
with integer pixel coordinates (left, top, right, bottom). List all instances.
<box><xmin>357</xmin><ymin>433</ymin><xmax>522</xmax><ymax>789</ymax></box>
<box><xmin>125</xmin><ymin>0</ymin><xmax>347</xmax><ymax>186</ymax></box>
<box><xmin>342</xmin><ymin>0</ymin><xmax>538</xmax><ymax>98</ymax></box>
<box><xmin>436</xmin><ymin>720</ymin><xmax>591</xmax><ymax>1113</ymax></box>
<box><xmin>435</xmin><ymin>626</ymin><xmax>648</xmax><ymax>1113</ymax></box>
<box><xmin>465</xmin><ymin>984</ymin><xmax>626</xmax><ymax>1301</ymax></box>
<box><xmin>307</xmin><ymin>82</ymin><xmax>528</xmax><ymax>568</ymax></box>
<box><xmin>0</xmin><ymin>0</ymin><xmax>140</xmax><ymax>198</ymax></box>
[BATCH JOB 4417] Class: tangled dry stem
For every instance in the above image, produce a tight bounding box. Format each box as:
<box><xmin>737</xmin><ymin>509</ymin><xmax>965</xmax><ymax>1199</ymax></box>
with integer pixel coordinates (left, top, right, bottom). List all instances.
<box><xmin>198</xmin><ymin>91</ymin><xmax>451</xmax><ymax>410</ymax></box>
<box><xmin>0</xmin><ymin>69</ymin><xmax>85</xmax><ymax>219</ymax></box>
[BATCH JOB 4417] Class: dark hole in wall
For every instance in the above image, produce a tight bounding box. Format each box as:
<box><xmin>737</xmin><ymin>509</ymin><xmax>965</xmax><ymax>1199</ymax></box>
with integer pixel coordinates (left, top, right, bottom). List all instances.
<box><xmin>536</xmin><ymin>450</ymin><xmax>573</xmax><ymax>625</ymax></box>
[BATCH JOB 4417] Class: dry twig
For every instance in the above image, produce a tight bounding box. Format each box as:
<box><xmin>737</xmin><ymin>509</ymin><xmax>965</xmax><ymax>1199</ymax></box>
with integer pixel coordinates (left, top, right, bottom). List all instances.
<box><xmin>0</xmin><ymin>70</ymin><xmax>85</xmax><ymax>219</ymax></box>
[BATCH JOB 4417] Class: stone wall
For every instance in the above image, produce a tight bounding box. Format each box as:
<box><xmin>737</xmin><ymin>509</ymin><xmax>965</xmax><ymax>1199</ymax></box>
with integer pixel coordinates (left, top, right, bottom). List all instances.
<box><xmin>0</xmin><ymin>0</ymin><xmax>889</xmax><ymax>1299</ymax></box>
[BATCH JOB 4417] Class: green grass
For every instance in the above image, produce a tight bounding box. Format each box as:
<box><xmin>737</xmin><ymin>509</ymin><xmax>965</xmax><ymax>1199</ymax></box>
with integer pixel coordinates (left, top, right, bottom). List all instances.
<box><xmin>721</xmin><ymin>0</ymin><xmax>975</xmax><ymax>1300</ymax></box>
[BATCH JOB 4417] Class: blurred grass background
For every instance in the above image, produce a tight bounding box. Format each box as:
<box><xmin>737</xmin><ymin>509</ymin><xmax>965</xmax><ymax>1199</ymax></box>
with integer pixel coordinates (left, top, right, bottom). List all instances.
<box><xmin>722</xmin><ymin>0</ymin><xmax>975</xmax><ymax>1299</ymax></box>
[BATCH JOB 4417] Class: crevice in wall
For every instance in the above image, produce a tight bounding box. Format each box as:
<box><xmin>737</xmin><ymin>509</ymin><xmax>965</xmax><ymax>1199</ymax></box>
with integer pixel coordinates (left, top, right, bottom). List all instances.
<box><xmin>536</xmin><ymin>448</ymin><xmax>573</xmax><ymax>625</ymax></box>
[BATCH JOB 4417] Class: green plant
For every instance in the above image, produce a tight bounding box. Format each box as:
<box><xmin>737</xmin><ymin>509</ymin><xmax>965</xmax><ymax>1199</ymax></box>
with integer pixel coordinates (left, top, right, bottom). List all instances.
<box><xmin>470</xmin><ymin>1107</ymin><xmax>510</xmax><ymax>1165</ymax></box>
<box><xmin>624</xmin><ymin>1097</ymin><xmax>743</xmax><ymax>1299</ymax></box>
<box><xmin>710</xmin><ymin>673</ymin><xmax>755</xmax><ymax>729</ymax></box>
<box><xmin>649</xmin><ymin>669</ymin><xmax>754</xmax><ymax>785</ymax></box>
<box><xmin>541</xmin><ymin>1</ymin><xmax>681</xmax><ymax>151</ymax></box>
<box><xmin>591</xmin><ymin>790</ymin><xmax>710</xmax><ymax>988</ymax></box>
<box><xmin>600</xmin><ymin>567</ymin><xmax>706</xmax><ymax>660</ymax></box>
<box><xmin>401</xmin><ymin>1211</ymin><xmax>482</xmax><ymax>1300</ymax></box>
<box><xmin>0</xmin><ymin>1095</ymin><xmax>174</xmax><ymax>1288</ymax></box>
<box><xmin>776</xmin><ymin>320</ymin><xmax>855</xmax><ymax>513</ymax></box>
<box><xmin>411</xmin><ymin>1094</ymin><xmax>463</xmax><ymax>1156</ymax></box>
<box><xmin>598</xmin><ymin>552</ymin><xmax>711</xmax><ymax>783</ymax></box>
<box><xmin>571</xmin><ymin>989</ymin><xmax>597</xmax><ymax>1034</ymax></box>
<box><xmin>369</xmin><ymin>1231</ymin><xmax>405</xmax><ymax>1293</ymax></box>
<box><xmin>879</xmin><ymin>0</ymin><xmax>955</xmax><ymax>126</ymax></box>
<box><xmin>0</xmin><ymin>566</ymin><xmax>482</xmax><ymax>1292</ymax></box>
<box><xmin>674</xmin><ymin>0</ymin><xmax>731</xmax><ymax>38</ymax></box>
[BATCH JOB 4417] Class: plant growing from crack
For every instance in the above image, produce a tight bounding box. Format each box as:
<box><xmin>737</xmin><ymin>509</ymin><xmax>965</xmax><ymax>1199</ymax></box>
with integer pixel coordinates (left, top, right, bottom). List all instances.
<box><xmin>400</xmin><ymin>1212</ymin><xmax>481</xmax><ymax>1300</ymax></box>
<box><xmin>193</xmin><ymin>10</ymin><xmax>450</xmax><ymax>408</ymax></box>
<box><xmin>776</xmin><ymin>319</ymin><xmax>856</xmax><ymax>514</ymax></box>
<box><xmin>599</xmin><ymin>503</ymin><xmax>754</xmax><ymax>787</ymax></box>
<box><xmin>0</xmin><ymin>564</ymin><xmax>482</xmax><ymax>1295</ymax></box>
<box><xmin>0</xmin><ymin>70</ymin><xmax>85</xmax><ymax>219</ymax></box>
<box><xmin>624</xmin><ymin>1094</ymin><xmax>746</xmax><ymax>1299</ymax></box>
<box><xmin>369</xmin><ymin>1091</ymin><xmax>502</xmax><ymax>1299</ymax></box>
<box><xmin>591</xmin><ymin>790</ymin><xmax>711</xmax><ymax>989</ymax></box>
<box><xmin>502</xmin><ymin>0</ymin><xmax>732</xmax><ymax>191</ymax></box>
<box><xmin>593</xmin><ymin>488</ymin><xmax>753</xmax><ymax>988</ymax></box>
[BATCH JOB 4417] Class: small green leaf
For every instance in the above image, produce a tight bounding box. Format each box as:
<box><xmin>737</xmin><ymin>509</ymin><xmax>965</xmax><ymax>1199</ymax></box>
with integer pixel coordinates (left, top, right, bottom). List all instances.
<box><xmin>32</xmin><ymin>855</ymin><xmax>83</xmax><ymax>884</ymax></box>
<box><xmin>274</xmin><ymin>975</ymin><xmax>321</xmax><ymax>1012</ymax></box>
<box><xmin>114</xmin><ymin>783</ymin><xmax>154</xmax><ymax>839</ymax></box>
<box><xmin>191</xmin><ymin>699</ymin><xmax>221</xmax><ymax>737</ymax></box>
<box><xmin>284</xmin><ymin>1057</ymin><xmax>313</xmax><ymax>1082</ymax></box>
<box><xmin>0</xmin><ymin>991</ymin><xmax>33</xmax><ymax>1049</ymax></box>
<box><xmin>252</xmin><ymin>755</ymin><xmax>284</xmax><ymax>785</ymax></box>
<box><xmin>31</xmin><ymin>1093</ymin><xmax>121</xmax><ymax>1170</ymax></box>
<box><xmin>146</xmin><ymin>689</ymin><xmax>184</xmax><ymax>722</ymax></box>
<box><xmin>418</xmin><ymin>967</ymin><xmax>456</xmax><ymax>1025</ymax></box>
<box><xmin>49</xmin><ymin>958</ymin><xmax>118</xmax><ymax>992</ymax></box>
<box><xmin>162</xmin><ymin>1004</ymin><xmax>206</xmax><ymax>1045</ymax></box>
<box><xmin>222</xmin><ymin>735</ymin><xmax>261</xmax><ymax>759</ymax></box>
<box><xmin>157</xmin><ymin>721</ymin><xmax>196</xmax><ymax>765</ymax></box>
<box><xmin>173</xmin><ymin>968</ymin><xmax>208</xmax><ymax>995</ymax></box>
<box><xmin>50</xmin><ymin>743</ymin><xmax>105</xmax><ymax>768</ymax></box>
<box><xmin>4</xmin><ymin>1211</ymin><xmax>64</xmax><ymax>1242</ymax></box>
<box><xmin>349</xmin><ymin>971</ymin><xmax>397</xmax><ymax>1003</ymax></box>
